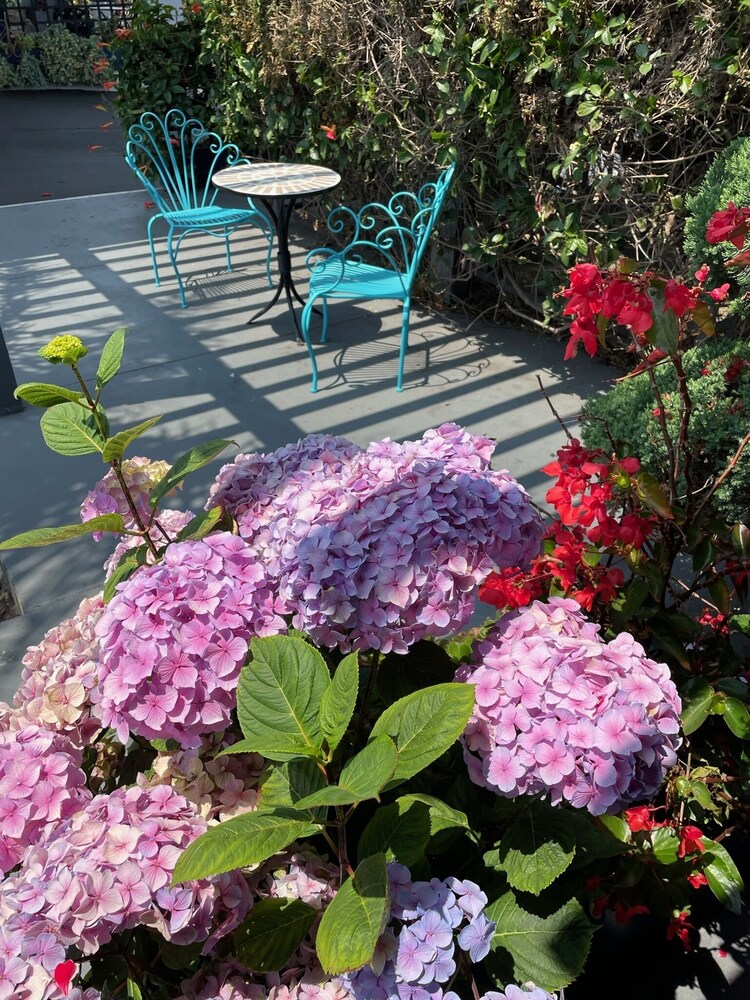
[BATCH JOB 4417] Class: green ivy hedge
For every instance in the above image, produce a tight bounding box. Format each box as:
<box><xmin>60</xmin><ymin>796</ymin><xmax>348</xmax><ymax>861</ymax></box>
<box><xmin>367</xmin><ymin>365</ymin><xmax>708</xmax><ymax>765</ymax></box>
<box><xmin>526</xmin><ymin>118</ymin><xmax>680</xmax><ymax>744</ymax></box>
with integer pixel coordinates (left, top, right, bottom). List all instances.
<box><xmin>110</xmin><ymin>0</ymin><xmax>750</xmax><ymax>325</ymax></box>
<box><xmin>0</xmin><ymin>25</ymin><xmax>101</xmax><ymax>89</ymax></box>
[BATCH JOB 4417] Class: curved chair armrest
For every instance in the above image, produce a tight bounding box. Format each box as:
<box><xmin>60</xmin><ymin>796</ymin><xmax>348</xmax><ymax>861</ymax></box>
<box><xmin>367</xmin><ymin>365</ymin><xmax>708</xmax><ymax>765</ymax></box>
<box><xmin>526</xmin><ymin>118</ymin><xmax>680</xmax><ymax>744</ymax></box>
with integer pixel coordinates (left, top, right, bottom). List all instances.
<box><xmin>304</xmin><ymin>247</ymin><xmax>346</xmax><ymax>293</ymax></box>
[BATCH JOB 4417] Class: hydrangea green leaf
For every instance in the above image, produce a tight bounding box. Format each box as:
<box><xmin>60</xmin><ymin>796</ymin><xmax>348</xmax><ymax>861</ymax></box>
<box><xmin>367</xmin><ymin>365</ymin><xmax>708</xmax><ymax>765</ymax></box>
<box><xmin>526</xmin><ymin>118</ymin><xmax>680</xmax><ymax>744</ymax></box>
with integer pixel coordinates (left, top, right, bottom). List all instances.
<box><xmin>236</xmin><ymin>636</ymin><xmax>330</xmax><ymax>760</ymax></box>
<box><xmin>150</xmin><ymin>439</ymin><xmax>234</xmax><ymax>507</ymax></box>
<box><xmin>487</xmin><ymin>889</ymin><xmax>596</xmax><ymax>991</ymax></box>
<box><xmin>101</xmin><ymin>415</ymin><xmax>162</xmax><ymax>462</ymax></box>
<box><xmin>234</xmin><ymin>897</ymin><xmax>317</xmax><ymax>972</ymax></box>
<box><xmin>492</xmin><ymin>804</ymin><xmax>577</xmax><ymax>895</ymax></box>
<box><xmin>294</xmin><ymin>736</ymin><xmax>397</xmax><ymax>809</ymax></box>
<box><xmin>357</xmin><ymin>798</ymin><xmax>432</xmax><ymax>866</ymax></box>
<box><xmin>172</xmin><ymin>808</ymin><xmax>316</xmax><ymax>883</ymax></box>
<box><xmin>14</xmin><ymin>382</ymin><xmax>83</xmax><ymax>407</ymax></box>
<box><xmin>0</xmin><ymin>514</ymin><xmax>125</xmax><ymax>550</ymax></box>
<box><xmin>40</xmin><ymin>401</ymin><xmax>106</xmax><ymax>455</ymax></box>
<box><xmin>176</xmin><ymin>507</ymin><xmax>227</xmax><ymax>542</ymax></box>
<box><xmin>320</xmin><ymin>651</ymin><xmax>359</xmax><ymax>752</ymax></box>
<box><xmin>681</xmin><ymin>678</ymin><xmax>715</xmax><ymax>735</ymax></box>
<box><xmin>317</xmin><ymin>853</ymin><xmax>390</xmax><ymax>974</ymax></box>
<box><xmin>96</xmin><ymin>327</ymin><xmax>126</xmax><ymax>390</ymax></box>
<box><xmin>370</xmin><ymin>683</ymin><xmax>475</xmax><ymax>785</ymax></box>
<box><xmin>102</xmin><ymin>544</ymin><xmax>150</xmax><ymax>603</ymax></box>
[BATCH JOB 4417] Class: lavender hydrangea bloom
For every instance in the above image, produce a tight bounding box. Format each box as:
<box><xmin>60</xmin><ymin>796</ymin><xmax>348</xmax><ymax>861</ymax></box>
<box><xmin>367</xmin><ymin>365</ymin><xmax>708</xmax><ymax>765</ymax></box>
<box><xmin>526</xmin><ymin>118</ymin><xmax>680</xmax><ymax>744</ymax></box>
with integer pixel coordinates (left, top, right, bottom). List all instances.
<box><xmin>0</xmin><ymin>725</ymin><xmax>91</xmax><ymax>876</ymax></box>
<box><xmin>342</xmin><ymin>864</ymin><xmax>496</xmax><ymax>1000</ymax></box>
<box><xmin>94</xmin><ymin>532</ymin><xmax>285</xmax><ymax>748</ymax></box>
<box><xmin>458</xmin><ymin>598</ymin><xmax>682</xmax><ymax>815</ymax></box>
<box><xmin>0</xmin><ymin>785</ymin><xmax>251</xmax><ymax>957</ymax></box>
<box><xmin>207</xmin><ymin>424</ymin><xmax>543</xmax><ymax>653</ymax></box>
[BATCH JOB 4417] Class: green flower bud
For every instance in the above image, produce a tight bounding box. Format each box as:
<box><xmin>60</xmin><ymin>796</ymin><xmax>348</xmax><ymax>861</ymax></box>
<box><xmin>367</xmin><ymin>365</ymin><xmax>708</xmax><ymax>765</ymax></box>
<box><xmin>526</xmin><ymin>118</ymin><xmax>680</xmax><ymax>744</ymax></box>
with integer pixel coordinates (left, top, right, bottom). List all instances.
<box><xmin>38</xmin><ymin>335</ymin><xmax>88</xmax><ymax>365</ymax></box>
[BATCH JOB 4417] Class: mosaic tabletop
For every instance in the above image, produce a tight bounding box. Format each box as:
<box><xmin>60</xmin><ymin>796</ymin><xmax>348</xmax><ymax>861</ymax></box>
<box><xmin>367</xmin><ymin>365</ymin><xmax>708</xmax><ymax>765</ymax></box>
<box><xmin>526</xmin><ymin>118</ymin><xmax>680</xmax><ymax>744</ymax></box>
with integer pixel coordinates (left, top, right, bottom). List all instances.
<box><xmin>212</xmin><ymin>162</ymin><xmax>342</xmax><ymax>199</ymax></box>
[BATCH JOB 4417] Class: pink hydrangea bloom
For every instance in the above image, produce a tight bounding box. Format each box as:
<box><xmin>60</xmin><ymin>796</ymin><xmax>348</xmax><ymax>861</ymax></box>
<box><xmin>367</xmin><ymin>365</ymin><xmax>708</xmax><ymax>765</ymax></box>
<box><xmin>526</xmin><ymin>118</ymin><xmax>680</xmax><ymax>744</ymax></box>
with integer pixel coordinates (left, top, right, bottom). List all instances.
<box><xmin>458</xmin><ymin>598</ymin><xmax>682</xmax><ymax>815</ymax></box>
<box><xmin>0</xmin><ymin>725</ymin><xmax>91</xmax><ymax>876</ymax></box>
<box><xmin>207</xmin><ymin>424</ymin><xmax>542</xmax><ymax>653</ymax></box>
<box><xmin>0</xmin><ymin>784</ymin><xmax>251</xmax><ymax>956</ymax></box>
<box><xmin>80</xmin><ymin>457</ymin><xmax>171</xmax><ymax>539</ymax></box>
<box><xmin>138</xmin><ymin>733</ymin><xmax>264</xmax><ymax>822</ymax></box>
<box><xmin>103</xmin><ymin>508</ymin><xmax>195</xmax><ymax>578</ymax></box>
<box><xmin>94</xmin><ymin>532</ymin><xmax>285</xmax><ymax>747</ymax></box>
<box><xmin>10</xmin><ymin>596</ymin><xmax>105</xmax><ymax>746</ymax></box>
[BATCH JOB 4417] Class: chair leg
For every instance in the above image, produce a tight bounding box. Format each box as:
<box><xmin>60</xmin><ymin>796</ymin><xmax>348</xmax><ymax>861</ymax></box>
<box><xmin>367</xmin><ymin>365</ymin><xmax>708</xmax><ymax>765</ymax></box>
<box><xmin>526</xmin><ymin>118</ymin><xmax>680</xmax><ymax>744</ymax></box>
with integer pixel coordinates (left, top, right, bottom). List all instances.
<box><xmin>320</xmin><ymin>298</ymin><xmax>329</xmax><ymax>344</ymax></box>
<box><xmin>224</xmin><ymin>228</ymin><xmax>233</xmax><ymax>273</ymax></box>
<box><xmin>301</xmin><ymin>299</ymin><xmax>320</xmax><ymax>393</ymax></box>
<box><xmin>264</xmin><ymin>228</ymin><xmax>273</xmax><ymax>288</ymax></box>
<box><xmin>397</xmin><ymin>299</ymin><xmax>411</xmax><ymax>392</ymax></box>
<box><xmin>147</xmin><ymin>215</ymin><xmax>161</xmax><ymax>287</ymax></box>
<box><xmin>167</xmin><ymin>226</ymin><xmax>188</xmax><ymax>309</ymax></box>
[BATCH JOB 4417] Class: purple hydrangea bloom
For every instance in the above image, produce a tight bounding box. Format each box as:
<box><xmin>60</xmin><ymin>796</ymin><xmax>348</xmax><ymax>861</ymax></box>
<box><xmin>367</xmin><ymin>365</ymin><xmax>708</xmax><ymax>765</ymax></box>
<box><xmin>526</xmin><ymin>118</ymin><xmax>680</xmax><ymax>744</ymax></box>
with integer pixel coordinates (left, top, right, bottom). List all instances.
<box><xmin>0</xmin><ymin>784</ymin><xmax>251</xmax><ymax>957</ymax></box>
<box><xmin>458</xmin><ymin>598</ymin><xmax>682</xmax><ymax>815</ymax></box>
<box><xmin>342</xmin><ymin>864</ymin><xmax>496</xmax><ymax>1000</ymax></box>
<box><xmin>94</xmin><ymin>532</ymin><xmax>285</xmax><ymax>748</ymax></box>
<box><xmin>207</xmin><ymin>424</ymin><xmax>542</xmax><ymax>653</ymax></box>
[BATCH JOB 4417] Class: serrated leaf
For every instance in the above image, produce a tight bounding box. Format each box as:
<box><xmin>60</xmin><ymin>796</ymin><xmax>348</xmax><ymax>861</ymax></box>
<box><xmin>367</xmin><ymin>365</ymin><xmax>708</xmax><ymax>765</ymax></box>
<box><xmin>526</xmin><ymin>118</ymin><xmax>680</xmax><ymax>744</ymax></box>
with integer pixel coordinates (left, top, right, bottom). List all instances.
<box><xmin>102</xmin><ymin>544</ymin><xmax>150</xmax><ymax>602</ymax></box>
<box><xmin>257</xmin><ymin>759</ymin><xmax>327</xmax><ymax>822</ymax></box>
<box><xmin>494</xmin><ymin>804</ymin><xmax>577</xmax><ymax>894</ymax></box>
<box><xmin>172</xmin><ymin>808</ymin><xmax>315</xmax><ymax>883</ymax></box>
<box><xmin>150</xmin><ymin>438</ymin><xmax>233</xmax><ymax>507</ymax></box>
<box><xmin>294</xmin><ymin>736</ymin><xmax>397</xmax><ymax>809</ymax></box>
<box><xmin>234</xmin><ymin>897</ymin><xmax>317</xmax><ymax>972</ymax></box>
<box><xmin>320</xmin><ymin>652</ymin><xmax>359</xmax><ymax>752</ymax></box>
<box><xmin>597</xmin><ymin>814</ymin><xmax>631</xmax><ymax>843</ymax></box>
<box><xmin>317</xmin><ymin>854</ymin><xmax>390</xmax><ymax>975</ymax></box>
<box><xmin>723</xmin><ymin>698</ymin><xmax>750</xmax><ymax>739</ymax></box>
<box><xmin>358</xmin><ymin>800</ymin><xmax>432</xmax><ymax>867</ymax></box>
<box><xmin>236</xmin><ymin>636</ymin><xmax>330</xmax><ymax>760</ymax></box>
<box><xmin>14</xmin><ymin>382</ymin><xmax>83</xmax><ymax>407</ymax></box>
<box><xmin>40</xmin><ymin>401</ymin><xmax>106</xmax><ymax>456</ymax></box>
<box><xmin>397</xmin><ymin>793</ymin><xmax>470</xmax><ymax>839</ymax></box>
<box><xmin>0</xmin><ymin>515</ymin><xmax>125</xmax><ymax>550</ymax></box>
<box><xmin>681</xmin><ymin>678</ymin><xmax>715</xmax><ymax>735</ymax></box>
<box><xmin>177</xmin><ymin>507</ymin><xmax>226</xmax><ymax>542</ymax></box>
<box><xmin>702</xmin><ymin>838</ymin><xmax>745</xmax><ymax>914</ymax></box>
<box><xmin>96</xmin><ymin>327</ymin><xmax>126</xmax><ymax>390</ymax></box>
<box><xmin>370</xmin><ymin>683</ymin><xmax>475</xmax><ymax>786</ymax></box>
<box><xmin>487</xmin><ymin>890</ymin><xmax>596</xmax><ymax>991</ymax></box>
<box><xmin>102</xmin><ymin>415</ymin><xmax>162</xmax><ymax>462</ymax></box>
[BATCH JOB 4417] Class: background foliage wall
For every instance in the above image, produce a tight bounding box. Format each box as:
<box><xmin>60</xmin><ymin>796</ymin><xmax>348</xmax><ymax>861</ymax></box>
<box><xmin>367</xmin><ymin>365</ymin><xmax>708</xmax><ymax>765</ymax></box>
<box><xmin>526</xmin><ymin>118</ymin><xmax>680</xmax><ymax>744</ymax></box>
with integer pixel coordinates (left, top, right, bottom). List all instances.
<box><xmin>115</xmin><ymin>0</ymin><xmax>750</xmax><ymax>326</ymax></box>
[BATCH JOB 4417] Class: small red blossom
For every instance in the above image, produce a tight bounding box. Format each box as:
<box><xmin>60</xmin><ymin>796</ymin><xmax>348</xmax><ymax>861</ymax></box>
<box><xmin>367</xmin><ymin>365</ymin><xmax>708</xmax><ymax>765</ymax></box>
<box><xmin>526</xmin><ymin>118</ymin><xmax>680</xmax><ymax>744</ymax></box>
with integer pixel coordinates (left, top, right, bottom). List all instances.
<box><xmin>88</xmin><ymin>145</ymin><xmax>102</xmax><ymax>154</ymax></box>
<box><xmin>706</xmin><ymin>203</ymin><xmax>750</xmax><ymax>249</ymax></box>
<box><xmin>624</xmin><ymin>805</ymin><xmax>653</xmax><ymax>832</ymax></box>
<box><xmin>718</xmin><ymin>949</ymin><xmax>729</xmax><ymax>958</ymax></box>
<box><xmin>678</xmin><ymin>825</ymin><xmax>705</xmax><ymax>858</ymax></box>
<box><xmin>687</xmin><ymin>871</ymin><xmax>709</xmax><ymax>889</ymax></box>
<box><xmin>724</xmin><ymin>355</ymin><xmax>750</xmax><ymax>384</ymax></box>
<box><xmin>54</xmin><ymin>961</ymin><xmax>77</xmax><ymax>996</ymax></box>
<box><xmin>191</xmin><ymin>3</ymin><xmax>202</xmax><ymax>11</ymax></box>
<box><xmin>664</xmin><ymin>279</ymin><xmax>698</xmax><ymax>318</ymax></box>
<box><xmin>144</xmin><ymin>201</ymin><xmax>156</xmax><ymax>209</ymax></box>
<box><xmin>320</xmin><ymin>124</ymin><xmax>337</xmax><ymax>140</ymax></box>
<box><xmin>695</xmin><ymin>263</ymin><xmax>710</xmax><ymax>283</ymax></box>
<box><xmin>584</xmin><ymin>876</ymin><xmax>602</xmax><ymax>892</ymax></box>
<box><xmin>709</xmin><ymin>282</ymin><xmax>730</xmax><ymax>301</ymax></box>
<box><xmin>115</xmin><ymin>26</ymin><xmax>131</xmax><ymax>39</ymax></box>
<box><xmin>699</xmin><ymin>610</ymin><xmax>730</xmax><ymax>635</ymax></box>
<box><xmin>650</xmin><ymin>407</ymin><xmax>663</xmax><ymax>418</ymax></box>
<box><xmin>102</xmin><ymin>80</ymin><xmax>117</xmax><ymax>91</ymax></box>
<box><xmin>591</xmin><ymin>893</ymin><xmax>610</xmax><ymax>918</ymax></box>
<box><xmin>614</xmin><ymin>901</ymin><xmax>650</xmax><ymax>924</ymax></box>
<box><xmin>617</xmin><ymin>291</ymin><xmax>654</xmax><ymax>336</ymax></box>
<box><xmin>667</xmin><ymin>911</ymin><xmax>695</xmax><ymax>951</ymax></box>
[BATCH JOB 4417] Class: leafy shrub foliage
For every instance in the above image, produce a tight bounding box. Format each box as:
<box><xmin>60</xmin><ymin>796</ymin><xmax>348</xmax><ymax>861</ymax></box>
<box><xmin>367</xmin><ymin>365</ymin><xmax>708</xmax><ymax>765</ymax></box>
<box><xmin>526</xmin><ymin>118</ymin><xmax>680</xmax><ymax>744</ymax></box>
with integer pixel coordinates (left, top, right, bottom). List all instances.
<box><xmin>110</xmin><ymin>0</ymin><xmax>750</xmax><ymax>324</ymax></box>
<box><xmin>581</xmin><ymin>340</ymin><xmax>750</xmax><ymax>523</ymax></box>
<box><xmin>685</xmin><ymin>138</ymin><xmax>750</xmax><ymax>321</ymax></box>
<box><xmin>36</xmin><ymin>24</ymin><xmax>99</xmax><ymax>86</ymax></box>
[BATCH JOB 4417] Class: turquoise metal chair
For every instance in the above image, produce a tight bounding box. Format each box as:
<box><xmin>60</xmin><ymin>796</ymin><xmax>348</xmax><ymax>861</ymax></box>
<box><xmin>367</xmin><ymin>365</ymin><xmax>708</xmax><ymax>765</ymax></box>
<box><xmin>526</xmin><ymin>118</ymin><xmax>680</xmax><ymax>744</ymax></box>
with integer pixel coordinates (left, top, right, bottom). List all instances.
<box><xmin>301</xmin><ymin>163</ymin><xmax>456</xmax><ymax>391</ymax></box>
<box><xmin>125</xmin><ymin>109</ymin><xmax>273</xmax><ymax>309</ymax></box>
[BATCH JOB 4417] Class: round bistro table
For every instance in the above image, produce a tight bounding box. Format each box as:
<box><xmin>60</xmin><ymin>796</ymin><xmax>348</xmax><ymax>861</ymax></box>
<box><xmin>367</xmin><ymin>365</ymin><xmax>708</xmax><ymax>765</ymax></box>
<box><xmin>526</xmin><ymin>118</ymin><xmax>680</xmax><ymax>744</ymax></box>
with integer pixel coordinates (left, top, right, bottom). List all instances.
<box><xmin>212</xmin><ymin>161</ymin><xmax>341</xmax><ymax>340</ymax></box>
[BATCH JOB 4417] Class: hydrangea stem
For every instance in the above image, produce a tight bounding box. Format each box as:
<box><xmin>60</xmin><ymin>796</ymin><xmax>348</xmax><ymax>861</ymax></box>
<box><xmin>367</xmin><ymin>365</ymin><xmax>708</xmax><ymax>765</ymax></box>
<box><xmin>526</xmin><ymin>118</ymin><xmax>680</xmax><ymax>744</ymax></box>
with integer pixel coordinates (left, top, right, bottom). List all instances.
<box><xmin>71</xmin><ymin>362</ymin><xmax>159</xmax><ymax>558</ymax></box>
